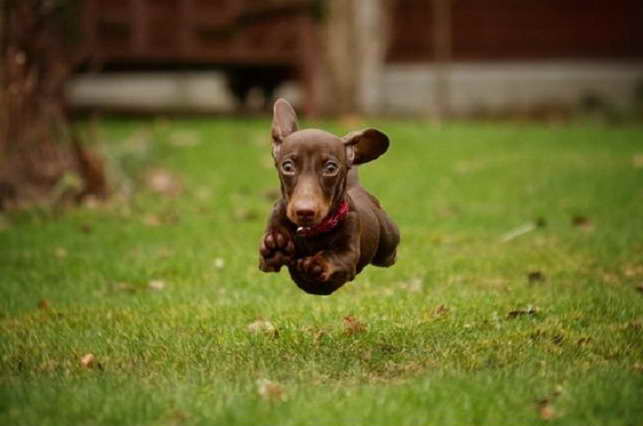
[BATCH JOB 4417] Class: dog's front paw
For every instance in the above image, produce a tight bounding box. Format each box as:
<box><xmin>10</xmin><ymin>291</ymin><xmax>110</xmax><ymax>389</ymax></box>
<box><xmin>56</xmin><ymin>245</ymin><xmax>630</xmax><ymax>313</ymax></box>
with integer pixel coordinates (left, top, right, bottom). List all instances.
<box><xmin>295</xmin><ymin>254</ymin><xmax>332</xmax><ymax>282</ymax></box>
<box><xmin>259</xmin><ymin>228</ymin><xmax>295</xmax><ymax>272</ymax></box>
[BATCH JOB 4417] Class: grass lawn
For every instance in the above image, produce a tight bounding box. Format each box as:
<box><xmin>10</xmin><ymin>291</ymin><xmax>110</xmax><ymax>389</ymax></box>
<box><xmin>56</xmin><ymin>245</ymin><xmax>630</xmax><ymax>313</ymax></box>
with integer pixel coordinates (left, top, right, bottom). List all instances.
<box><xmin>1</xmin><ymin>117</ymin><xmax>642</xmax><ymax>425</ymax></box>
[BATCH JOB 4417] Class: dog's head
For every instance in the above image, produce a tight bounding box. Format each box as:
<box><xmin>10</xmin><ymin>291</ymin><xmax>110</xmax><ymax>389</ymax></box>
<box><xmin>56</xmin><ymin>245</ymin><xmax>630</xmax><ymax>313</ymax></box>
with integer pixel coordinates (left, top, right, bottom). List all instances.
<box><xmin>271</xmin><ymin>98</ymin><xmax>389</xmax><ymax>228</ymax></box>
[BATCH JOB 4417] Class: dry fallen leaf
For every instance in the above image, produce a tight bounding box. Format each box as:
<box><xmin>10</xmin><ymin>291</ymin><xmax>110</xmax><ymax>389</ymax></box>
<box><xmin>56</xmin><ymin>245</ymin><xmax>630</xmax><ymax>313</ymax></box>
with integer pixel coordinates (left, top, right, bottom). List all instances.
<box><xmin>434</xmin><ymin>304</ymin><xmax>450</xmax><ymax>317</ymax></box>
<box><xmin>500</xmin><ymin>222</ymin><xmax>536</xmax><ymax>243</ymax></box>
<box><xmin>343</xmin><ymin>315</ymin><xmax>367</xmax><ymax>335</ymax></box>
<box><xmin>114</xmin><ymin>282</ymin><xmax>136</xmax><ymax>292</ymax></box>
<box><xmin>143</xmin><ymin>214</ymin><xmax>162</xmax><ymax>226</ymax></box>
<box><xmin>624</xmin><ymin>264</ymin><xmax>643</xmax><ymax>278</ymax></box>
<box><xmin>145</xmin><ymin>168</ymin><xmax>183</xmax><ymax>197</ymax></box>
<box><xmin>507</xmin><ymin>306</ymin><xmax>539</xmax><ymax>319</ymax></box>
<box><xmin>80</xmin><ymin>353</ymin><xmax>95</xmax><ymax>368</ymax></box>
<box><xmin>247</xmin><ymin>320</ymin><xmax>277</xmax><ymax>336</ymax></box>
<box><xmin>37</xmin><ymin>299</ymin><xmax>50</xmax><ymax>310</ymax></box>
<box><xmin>148</xmin><ymin>280</ymin><xmax>166</xmax><ymax>291</ymax></box>
<box><xmin>537</xmin><ymin>398</ymin><xmax>556</xmax><ymax>420</ymax></box>
<box><xmin>528</xmin><ymin>271</ymin><xmax>546</xmax><ymax>283</ymax></box>
<box><xmin>572</xmin><ymin>215</ymin><xmax>593</xmax><ymax>231</ymax></box>
<box><xmin>256</xmin><ymin>379</ymin><xmax>285</xmax><ymax>401</ymax></box>
<box><xmin>399</xmin><ymin>278</ymin><xmax>423</xmax><ymax>293</ymax></box>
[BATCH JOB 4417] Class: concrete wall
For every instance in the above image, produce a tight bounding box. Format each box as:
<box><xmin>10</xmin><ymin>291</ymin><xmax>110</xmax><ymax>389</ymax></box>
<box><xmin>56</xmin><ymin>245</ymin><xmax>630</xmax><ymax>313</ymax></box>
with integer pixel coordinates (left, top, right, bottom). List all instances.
<box><xmin>68</xmin><ymin>61</ymin><xmax>643</xmax><ymax>116</ymax></box>
<box><xmin>381</xmin><ymin>61</ymin><xmax>643</xmax><ymax>116</ymax></box>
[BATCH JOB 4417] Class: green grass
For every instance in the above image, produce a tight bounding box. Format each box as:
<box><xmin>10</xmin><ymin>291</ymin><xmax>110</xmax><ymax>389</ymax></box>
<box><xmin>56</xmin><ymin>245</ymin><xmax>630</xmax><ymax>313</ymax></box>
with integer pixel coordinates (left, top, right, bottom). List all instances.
<box><xmin>1</xmin><ymin>117</ymin><xmax>642</xmax><ymax>425</ymax></box>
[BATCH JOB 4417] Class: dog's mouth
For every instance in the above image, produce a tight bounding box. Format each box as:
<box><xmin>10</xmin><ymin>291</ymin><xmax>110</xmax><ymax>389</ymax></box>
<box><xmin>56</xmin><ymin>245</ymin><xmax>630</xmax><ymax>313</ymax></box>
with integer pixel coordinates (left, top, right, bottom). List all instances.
<box><xmin>288</xmin><ymin>213</ymin><xmax>322</xmax><ymax>228</ymax></box>
<box><xmin>292</xmin><ymin>201</ymin><xmax>350</xmax><ymax>238</ymax></box>
<box><xmin>294</xmin><ymin>216</ymin><xmax>317</xmax><ymax>227</ymax></box>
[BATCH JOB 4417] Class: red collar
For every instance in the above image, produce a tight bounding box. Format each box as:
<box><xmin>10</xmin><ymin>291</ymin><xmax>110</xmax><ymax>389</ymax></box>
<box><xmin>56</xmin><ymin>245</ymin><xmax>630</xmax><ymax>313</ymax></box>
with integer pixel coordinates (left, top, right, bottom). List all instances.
<box><xmin>295</xmin><ymin>201</ymin><xmax>350</xmax><ymax>238</ymax></box>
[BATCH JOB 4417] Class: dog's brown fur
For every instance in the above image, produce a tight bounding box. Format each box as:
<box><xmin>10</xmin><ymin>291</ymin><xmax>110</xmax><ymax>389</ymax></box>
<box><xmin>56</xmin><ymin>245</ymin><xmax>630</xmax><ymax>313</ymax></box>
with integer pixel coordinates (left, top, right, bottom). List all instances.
<box><xmin>259</xmin><ymin>99</ymin><xmax>400</xmax><ymax>295</ymax></box>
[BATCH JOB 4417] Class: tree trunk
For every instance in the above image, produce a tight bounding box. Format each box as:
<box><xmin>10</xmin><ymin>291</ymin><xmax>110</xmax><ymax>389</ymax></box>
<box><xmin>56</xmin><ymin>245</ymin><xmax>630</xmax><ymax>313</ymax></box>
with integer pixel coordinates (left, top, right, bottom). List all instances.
<box><xmin>323</xmin><ymin>0</ymin><xmax>391</xmax><ymax>116</ymax></box>
<box><xmin>0</xmin><ymin>0</ymin><xmax>106</xmax><ymax>209</ymax></box>
<box><xmin>431</xmin><ymin>0</ymin><xmax>452</xmax><ymax>120</ymax></box>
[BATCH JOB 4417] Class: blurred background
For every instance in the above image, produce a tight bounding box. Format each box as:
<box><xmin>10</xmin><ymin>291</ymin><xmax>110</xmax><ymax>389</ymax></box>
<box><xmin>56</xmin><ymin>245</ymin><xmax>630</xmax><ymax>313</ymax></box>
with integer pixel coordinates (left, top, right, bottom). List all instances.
<box><xmin>67</xmin><ymin>0</ymin><xmax>643</xmax><ymax>118</ymax></box>
<box><xmin>1</xmin><ymin>0</ymin><xmax>643</xmax><ymax>205</ymax></box>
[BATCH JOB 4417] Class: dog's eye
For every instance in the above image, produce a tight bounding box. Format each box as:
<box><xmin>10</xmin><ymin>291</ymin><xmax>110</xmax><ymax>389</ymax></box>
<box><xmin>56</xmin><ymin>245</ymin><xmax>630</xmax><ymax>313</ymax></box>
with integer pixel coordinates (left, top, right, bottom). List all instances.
<box><xmin>323</xmin><ymin>162</ymin><xmax>339</xmax><ymax>176</ymax></box>
<box><xmin>281</xmin><ymin>160</ymin><xmax>296</xmax><ymax>175</ymax></box>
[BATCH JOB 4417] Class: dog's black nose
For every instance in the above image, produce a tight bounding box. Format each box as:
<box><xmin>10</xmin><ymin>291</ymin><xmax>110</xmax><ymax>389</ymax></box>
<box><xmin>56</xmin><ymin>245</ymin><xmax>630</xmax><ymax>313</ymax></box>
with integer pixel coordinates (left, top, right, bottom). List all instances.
<box><xmin>296</xmin><ymin>208</ymin><xmax>315</xmax><ymax>221</ymax></box>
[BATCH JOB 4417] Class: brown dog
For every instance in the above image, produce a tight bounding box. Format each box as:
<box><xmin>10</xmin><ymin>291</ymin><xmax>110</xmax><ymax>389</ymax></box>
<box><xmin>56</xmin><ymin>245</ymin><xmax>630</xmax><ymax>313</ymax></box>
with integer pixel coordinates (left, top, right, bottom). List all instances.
<box><xmin>259</xmin><ymin>99</ymin><xmax>400</xmax><ymax>295</ymax></box>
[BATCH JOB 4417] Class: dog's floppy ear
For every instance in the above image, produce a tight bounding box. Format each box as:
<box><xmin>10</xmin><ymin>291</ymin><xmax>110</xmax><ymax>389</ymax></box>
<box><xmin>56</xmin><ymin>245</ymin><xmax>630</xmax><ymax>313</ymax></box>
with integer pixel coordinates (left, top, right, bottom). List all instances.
<box><xmin>271</xmin><ymin>98</ymin><xmax>298</xmax><ymax>156</ymax></box>
<box><xmin>343</xmin><ymin>128</ymin><xmax>389</xmax><ymax>165</ymax></box>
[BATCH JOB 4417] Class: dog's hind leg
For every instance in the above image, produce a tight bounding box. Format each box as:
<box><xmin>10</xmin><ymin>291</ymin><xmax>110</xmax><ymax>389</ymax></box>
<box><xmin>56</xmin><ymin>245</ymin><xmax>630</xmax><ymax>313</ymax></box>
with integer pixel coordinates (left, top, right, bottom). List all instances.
<box><xmin>371</xmin><ymin>212</ymin><xmax>400</xmax><ymax>267</ymax></box>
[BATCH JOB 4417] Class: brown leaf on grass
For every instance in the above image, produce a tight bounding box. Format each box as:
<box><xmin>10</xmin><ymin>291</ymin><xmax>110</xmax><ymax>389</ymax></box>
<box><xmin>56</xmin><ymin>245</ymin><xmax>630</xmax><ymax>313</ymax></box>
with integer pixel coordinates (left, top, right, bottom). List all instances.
<box><xmin>114</xmin><ymin>282</ymin><xmax>136</xmax><ymax>292</ymax></box>
<box><xmin>80</xmin><ymin>224</ymin><xmax>92</xmax><ymax>233</ymax></box>
<box><xmin>148</xmin><ymin>280</ymin><xmax>166</xmax><ymax>291</ymax></box>
<box><xmin>143</xmin><ymin>214</ymin><xmax>162</xmax><ymax>226</ymax></box>
<box><xmin>399</xmin><ymin>278</ymin><xmax>423</xmax><ymax>293</ymax></box>
<box><xmin>434</xmin><ymin>304</ymin><xmax>450</xmax><ymax>317</ymax></box>
<box><xmin>256</xmin><ymin>379</ymin><xmax>286</xmax><ymax>401</ymax></box>
<box><xmin>247</xmin><ymin>320</ymin><xmax>277</xmax><ymax>337</ymax></box>
<box><xmin>302</xmin><ymin>326</ymin><xmax>327</xmax><ymax>344</ymax></box>
<box><xmin>627</xmin><ymin>319</ymin><xmax>642</xmax><ymax>330</ymax></box>
<box><xmin>343</xmin><ymin>315</ymin><xmax>367</xmax><ymax>335</ymax></box>
<box><xmin>80</xmin><ymin>353</ymin><xmax>96</xmax><ymax>368</ymax></box>
<box><xmin>624</xmin><ymin>264</ymin><xmax>643</xmax><ymax>278</ymax></box>
<box><xmin>507</xmin><ymin>306</ymin><xmax>539</xmax><ymax>319</ymax></box>
<box><xmin>528</xmin><ymin>271</ymin><xmax>546</xmax><ymax>283</ymax></box>
<box><xmin>537</xmin><ymin>398</ymin><xmax>557</xmax><ymax>420</ymax></box>
<box><xmin>571</xmin><ymin>215</ymin><xmax>593</xmax><ymax>231</ymax></box>
<box><xmin>167</xmin><ymin>410</ymin><xmax>189</xmax><ymax>426</ymax></box>
<box><xmin>143</xmin><ymin>212</ymin><xmax>179</xmax><ymax>227</ymax></box>
<box><xmin>145</xmin><ymin>168</ymin><xmax>183</xmax><ymax>197</ymax></box>
<box><xmin>37</xmin><ymin>299</ymin><xmax>50</xmax><ymax>310</ymax></box>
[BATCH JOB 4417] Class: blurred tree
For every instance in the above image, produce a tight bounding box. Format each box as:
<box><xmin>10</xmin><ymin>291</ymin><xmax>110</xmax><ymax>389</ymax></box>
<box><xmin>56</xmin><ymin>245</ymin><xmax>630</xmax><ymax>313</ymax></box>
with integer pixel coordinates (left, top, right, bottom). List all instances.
<box><xmin>0</xmin><ymin>0</ymin><xmax>106</xmax><ymax>209</ymax></box>
<box><xmin>324</xmin><ymin>0</ymin><xmax>391</xmax><ymax>116</ymax></box>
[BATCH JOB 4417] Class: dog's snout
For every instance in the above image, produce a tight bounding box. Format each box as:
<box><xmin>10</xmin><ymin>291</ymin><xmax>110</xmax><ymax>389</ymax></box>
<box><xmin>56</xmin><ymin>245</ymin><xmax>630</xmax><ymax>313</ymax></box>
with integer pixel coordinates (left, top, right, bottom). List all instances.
<box><xmin>294</xmin><ymin>204</ymin><xmax>316</xmax><ymax>221</ymax></box>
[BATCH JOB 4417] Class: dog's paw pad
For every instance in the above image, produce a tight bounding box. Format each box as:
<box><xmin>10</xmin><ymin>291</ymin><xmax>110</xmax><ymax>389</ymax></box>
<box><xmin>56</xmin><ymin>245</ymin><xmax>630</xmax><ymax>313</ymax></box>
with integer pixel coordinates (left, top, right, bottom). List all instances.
<box><xmin>259</xmin><ymin>229</ymin><xmax>293</xmax><ymax>272</ymax></box>
<box><xmin>296</xmin><ymin>255</ymin><xmax>330</xmax><ymax>282</ymax></box>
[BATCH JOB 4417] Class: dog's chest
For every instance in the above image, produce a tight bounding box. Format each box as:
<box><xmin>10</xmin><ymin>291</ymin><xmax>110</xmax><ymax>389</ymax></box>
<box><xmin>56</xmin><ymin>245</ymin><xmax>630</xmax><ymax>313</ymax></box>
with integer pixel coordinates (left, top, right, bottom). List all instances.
<box><xmin>293</xmin><ymin>232</ymin><xmax>340</xmax><ymax>257</ymax></box>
